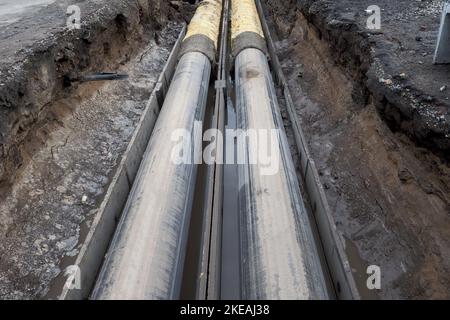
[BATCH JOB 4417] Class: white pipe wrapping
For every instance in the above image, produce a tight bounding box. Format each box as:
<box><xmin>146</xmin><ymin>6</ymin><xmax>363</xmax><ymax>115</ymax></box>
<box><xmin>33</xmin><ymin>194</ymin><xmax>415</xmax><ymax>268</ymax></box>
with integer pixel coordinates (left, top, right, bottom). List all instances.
<box><xmin>184</xmin><ymin>0</ymin><xmax>223</xmax><ymax>49</ymax></box>
<box><xmin>235</xmin><ymin>48</ymin><xmax>329</xmax><ymax>300</ymax></box>
<box><xmin>92</xmin><ymin>51</ymin><xmax>211</xmax><ymax>300</ymax></box>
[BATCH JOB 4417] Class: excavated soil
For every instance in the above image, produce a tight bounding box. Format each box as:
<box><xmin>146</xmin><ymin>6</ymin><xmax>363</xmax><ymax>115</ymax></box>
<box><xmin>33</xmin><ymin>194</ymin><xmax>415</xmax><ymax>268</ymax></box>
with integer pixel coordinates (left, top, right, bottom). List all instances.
<box><xmin>0</xmin><ymin>0</ymin><xmax>193</xmax><ymax>299</ymax></box>
<box><xmin>263</xmin><ymin>0</ymin><xmax>450</xmax><ymax>299</ymax></box>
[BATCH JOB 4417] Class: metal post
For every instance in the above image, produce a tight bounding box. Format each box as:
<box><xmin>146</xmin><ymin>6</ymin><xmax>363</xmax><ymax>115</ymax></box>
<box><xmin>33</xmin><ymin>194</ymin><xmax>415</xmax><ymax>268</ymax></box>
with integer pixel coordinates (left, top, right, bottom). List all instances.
<box><xmin>434</xmin><ymin>0</ymin><xmax>450</xmax><ymax>64</ymax></box>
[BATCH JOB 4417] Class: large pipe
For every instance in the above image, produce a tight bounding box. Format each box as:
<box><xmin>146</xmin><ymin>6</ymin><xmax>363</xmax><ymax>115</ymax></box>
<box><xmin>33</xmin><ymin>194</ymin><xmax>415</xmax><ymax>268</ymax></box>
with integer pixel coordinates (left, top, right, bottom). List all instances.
<box><xmin>231</xmin><ymin>0</ymin><xmax>329</xmax><ymax>299</ymax></box>
<box><xmin>91</xmin><ymin>0</ymin><xmax>222</xmax><ymax>300</ymax></box>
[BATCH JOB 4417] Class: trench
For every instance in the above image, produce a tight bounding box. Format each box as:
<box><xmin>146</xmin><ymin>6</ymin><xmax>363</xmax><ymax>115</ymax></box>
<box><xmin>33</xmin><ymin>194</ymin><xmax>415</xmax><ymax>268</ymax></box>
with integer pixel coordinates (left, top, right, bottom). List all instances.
<box><xmin>167</xmin><ymin>0</ymin><xmax>341</xmax><ymax>299</ymax></box>
<box><xmin>2</xmin><ymin>0</ymin><xmax>448</xmax><ymax>301</ymax></box>
<box><xmin>0</xmin><ymin>0</ymin><xmax>344</xmax><ymax>300</ymax></box>
<box><xmin>0</xmin><ymin>5</ymin><xmax>187</xmax><ymax>298</ymax></box>
<box><xmin>0</xmin><ymin>0</ymin><xmax>351</xmax><ymax>300</ymax></box>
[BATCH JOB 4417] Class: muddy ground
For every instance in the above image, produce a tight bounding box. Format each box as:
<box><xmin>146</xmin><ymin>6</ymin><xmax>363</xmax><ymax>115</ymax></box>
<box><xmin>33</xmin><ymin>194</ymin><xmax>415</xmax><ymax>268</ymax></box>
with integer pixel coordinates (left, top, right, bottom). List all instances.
<box><xmin>263</xmin><ymin>0</ymin><xmax>450</xmax><ymax>299</ymax></box>
<box><xmin>0</xmin><ymin>0</ymin><xmax>193</xmax><ymax>299</ymax></box>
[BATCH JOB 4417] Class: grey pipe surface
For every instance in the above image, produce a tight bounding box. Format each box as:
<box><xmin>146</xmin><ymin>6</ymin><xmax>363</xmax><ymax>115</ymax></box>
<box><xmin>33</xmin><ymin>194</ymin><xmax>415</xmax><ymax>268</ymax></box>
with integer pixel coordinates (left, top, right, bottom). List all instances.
<box><xmin>235</xmin><ymin>48</ymin><xmax>329</xmax><ymax>300</ymax></box>
<box><xmin>92</xmin><ymin>51</ymin><xmax>211</xmax><ymax>300</ymax></box>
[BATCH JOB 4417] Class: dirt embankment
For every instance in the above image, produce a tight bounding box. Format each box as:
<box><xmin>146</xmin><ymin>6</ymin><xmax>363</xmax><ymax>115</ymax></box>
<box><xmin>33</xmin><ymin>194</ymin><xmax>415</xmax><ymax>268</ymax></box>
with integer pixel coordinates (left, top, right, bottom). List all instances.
<box><xmin>0</xmin><ymin>0</ymin><xmax>194</xmax><ymax>189</ymax></box>
<box><xmin>263</xmin><ymin>0</ymin><xmax>450</xmax><ymax>299</ymax></box>
<box><xmin>265</xmin><ymin>0</ymin><xmax>450</xmax><ymax>159</ymax></box>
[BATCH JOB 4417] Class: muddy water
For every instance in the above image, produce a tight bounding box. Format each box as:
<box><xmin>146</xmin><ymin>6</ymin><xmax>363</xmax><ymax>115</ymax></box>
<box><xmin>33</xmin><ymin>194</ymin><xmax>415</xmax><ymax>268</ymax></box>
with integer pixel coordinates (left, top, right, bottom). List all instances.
<box><xmin>344</xmin><ymin>237</ymin><xmax>378</xmax><ymax>300</ymax></box>
<box><xmin>221</xmin><ymin>91</ymin><xmax>241</xmax><ymax>300</ymax></box>
<box><xmin>180</xmin><ymin>81</ymin><xmax>217</xmax><ymax>300</ymax></box>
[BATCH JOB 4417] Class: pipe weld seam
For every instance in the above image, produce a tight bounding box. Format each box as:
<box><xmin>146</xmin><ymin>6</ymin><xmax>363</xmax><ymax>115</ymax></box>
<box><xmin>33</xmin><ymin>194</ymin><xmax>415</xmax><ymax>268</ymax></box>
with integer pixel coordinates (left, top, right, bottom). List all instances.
<box><xmin>179</xmin><ymin>34</ymin><xmax>217</xmax><ymax>63</ymax></box>
<box><xmin>231</xmin><ymin>31</ymin><xmax>268</xmax><ymax>60</ymax></box>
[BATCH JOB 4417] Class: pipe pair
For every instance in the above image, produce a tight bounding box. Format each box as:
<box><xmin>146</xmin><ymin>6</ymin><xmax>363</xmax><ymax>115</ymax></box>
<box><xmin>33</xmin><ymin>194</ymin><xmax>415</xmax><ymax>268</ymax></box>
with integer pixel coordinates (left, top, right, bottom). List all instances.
<box><xmin>93</xmin><ymin>0</ymin><xmax>329</xmax><ymax>300</ymax></box>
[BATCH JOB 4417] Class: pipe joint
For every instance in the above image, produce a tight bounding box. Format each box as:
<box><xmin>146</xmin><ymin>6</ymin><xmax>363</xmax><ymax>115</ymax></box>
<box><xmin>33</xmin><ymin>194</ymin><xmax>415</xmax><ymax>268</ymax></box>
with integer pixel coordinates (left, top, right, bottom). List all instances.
<box><xmin>230</xmin><ymin>0</ymin><xmax>267</xmax><ymax>59</ymax></box>
<box><xmin>181</xmin><ymin>0</ymin><xmax>223</xmax><ymax>62</ymax></box>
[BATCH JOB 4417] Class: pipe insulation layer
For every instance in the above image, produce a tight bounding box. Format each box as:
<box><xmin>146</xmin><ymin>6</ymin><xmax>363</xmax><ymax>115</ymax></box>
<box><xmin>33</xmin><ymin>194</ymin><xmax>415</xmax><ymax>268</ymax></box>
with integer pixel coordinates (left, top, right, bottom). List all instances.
<box><xmin>232</xmin><ymin>0</ymin><xmax>329</xmax><ymax>300</ymax></box>
<box><xmin>180</xmin><ymin>0</ymin><xmax>223</xmax><ymax>61</ymax></box>
<box><xmin>231</xmin><ymin>0</ymin><xmax>264</xmax><ymax>41</ymax></box>
<box><xmin>91</xmin><ymin>0</ymin><xmax>222</xmax><ymax>300</ymax></box>
<box><xmin>184</xmin><ymin>0</ymin><xmax>223</xmax><ymax>49</ymax></box>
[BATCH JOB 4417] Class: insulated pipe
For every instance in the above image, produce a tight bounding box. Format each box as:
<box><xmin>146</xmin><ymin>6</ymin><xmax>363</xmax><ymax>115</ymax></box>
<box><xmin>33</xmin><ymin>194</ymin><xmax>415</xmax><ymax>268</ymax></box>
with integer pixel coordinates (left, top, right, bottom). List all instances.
<box><xmin>232</xmin><ymin>0</ymin><xmax>329</xmax><ymax>299</ymax></box>
<box><xmin>91</xmin><ymin>0</ymin><xmax>222</xmax><ymax>300</ymax></box>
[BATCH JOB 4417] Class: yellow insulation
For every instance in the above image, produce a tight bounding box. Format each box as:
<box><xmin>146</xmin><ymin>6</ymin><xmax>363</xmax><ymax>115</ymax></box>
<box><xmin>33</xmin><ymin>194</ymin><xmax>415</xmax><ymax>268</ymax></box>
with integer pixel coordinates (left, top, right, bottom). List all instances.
<box><xmin>184</xmin><ymin>0</ymin><xmax>223</xmax><ymax>48</ymax></box>
<box><xmin>231</xmin><ymin>0</ymin><xmax>264</xmax><ymax>40</ymax></box>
